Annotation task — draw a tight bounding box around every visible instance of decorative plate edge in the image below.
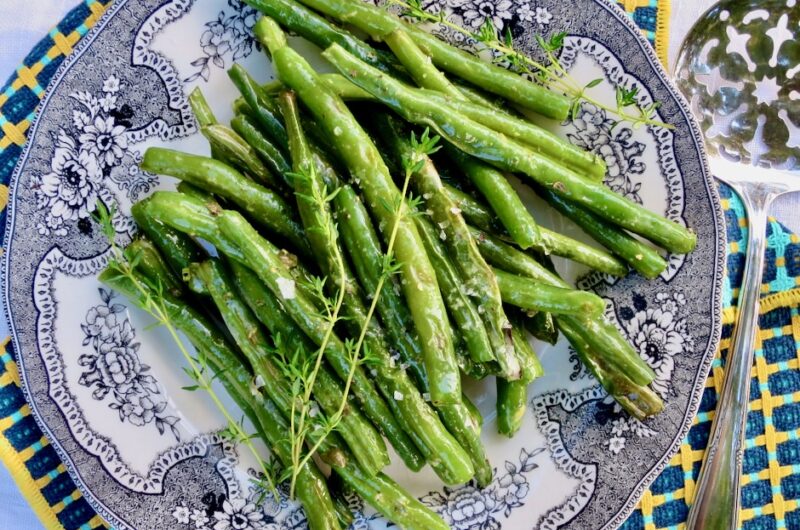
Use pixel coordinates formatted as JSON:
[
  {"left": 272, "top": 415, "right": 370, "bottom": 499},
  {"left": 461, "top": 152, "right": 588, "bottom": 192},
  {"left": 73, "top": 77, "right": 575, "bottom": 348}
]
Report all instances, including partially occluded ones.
[
  {"left": 2, "top": 1, "right": 159, "bottom": 528},
  {"left": 590, "top": 1, "right": 726, "bottom": 529}
]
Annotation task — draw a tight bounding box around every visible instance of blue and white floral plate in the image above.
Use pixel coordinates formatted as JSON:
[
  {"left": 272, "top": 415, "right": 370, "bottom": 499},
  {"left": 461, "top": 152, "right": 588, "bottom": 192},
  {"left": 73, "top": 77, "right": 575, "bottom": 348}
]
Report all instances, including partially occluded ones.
[{"left": 1, "top": 0, "right": 725, "bottom": 528}]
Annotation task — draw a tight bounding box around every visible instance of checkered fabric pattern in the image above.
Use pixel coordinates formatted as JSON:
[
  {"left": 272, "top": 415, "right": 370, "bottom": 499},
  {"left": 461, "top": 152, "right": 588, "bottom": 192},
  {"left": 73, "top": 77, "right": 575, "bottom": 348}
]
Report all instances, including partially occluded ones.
[
  {"left": 616, "top": 0, "right": 669, "bottom": 63},
  {"left": 3, "top": 1, "right": 798, "bottom": 530}
]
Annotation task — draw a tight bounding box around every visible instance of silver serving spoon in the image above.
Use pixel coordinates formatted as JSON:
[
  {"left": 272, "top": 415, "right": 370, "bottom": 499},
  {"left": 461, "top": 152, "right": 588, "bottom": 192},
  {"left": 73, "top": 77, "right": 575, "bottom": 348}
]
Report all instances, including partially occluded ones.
[{"left": 674, "top": 1, "right": 799, "bottom": 528}]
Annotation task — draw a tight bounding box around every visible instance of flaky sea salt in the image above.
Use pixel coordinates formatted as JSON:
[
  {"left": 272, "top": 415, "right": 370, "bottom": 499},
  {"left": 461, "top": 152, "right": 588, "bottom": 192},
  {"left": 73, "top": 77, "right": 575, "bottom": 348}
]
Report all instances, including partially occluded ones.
[{"left": 276, "top": 277, "right": 296, "bottom": 299}]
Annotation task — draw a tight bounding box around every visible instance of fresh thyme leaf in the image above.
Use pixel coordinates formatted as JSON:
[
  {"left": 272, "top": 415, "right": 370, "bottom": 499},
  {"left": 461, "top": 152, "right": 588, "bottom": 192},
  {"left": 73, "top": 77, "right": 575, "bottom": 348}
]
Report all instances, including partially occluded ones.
[
  {"left": 548, "top": 31, "right": 566, "bottom": 51},
  {"left": 504, "top": 27, "right": 514, "bottom": 47},
  {"left": 476, "top": 18, "right": 497, "bottom": 43},
  {"left": 617, "top": 86, "right": 639, "bottom": 107},
  {"left": 586, "top": 78, "right": 603, "bottom": 89}
]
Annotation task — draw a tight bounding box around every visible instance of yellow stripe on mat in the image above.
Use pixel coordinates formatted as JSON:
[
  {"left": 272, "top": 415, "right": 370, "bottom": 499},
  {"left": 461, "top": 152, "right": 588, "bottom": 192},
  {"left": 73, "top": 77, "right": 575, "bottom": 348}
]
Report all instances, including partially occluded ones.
[
  {"left": 0, "top": 338, "right": 64, "bottom": 530},
  {"left": 655, "top": 0, "right": 670, "bottom": 64}
]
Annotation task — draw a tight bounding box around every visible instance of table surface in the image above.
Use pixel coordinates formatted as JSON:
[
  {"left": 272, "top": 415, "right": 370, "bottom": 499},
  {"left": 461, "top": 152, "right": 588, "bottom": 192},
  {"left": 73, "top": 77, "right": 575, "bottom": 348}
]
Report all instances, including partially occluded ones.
[{"left": 0, "top": 1, "right": 797, "bottom": 528}]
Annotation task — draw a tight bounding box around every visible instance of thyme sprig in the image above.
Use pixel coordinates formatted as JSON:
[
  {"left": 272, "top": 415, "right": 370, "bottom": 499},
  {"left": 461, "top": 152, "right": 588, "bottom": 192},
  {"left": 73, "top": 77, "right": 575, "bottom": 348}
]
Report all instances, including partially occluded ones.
[
  {"left": 276, "top": 128, "right": 440, "bottom": 498},
  {"left": 281, "top": 163, "right": 348, "bottom": 498},
  {"left": 93, "top": 201, "right": 279, "bottom": 499},
  {"left": 390, "top": 0, "right": 672, "bottom": 129}
]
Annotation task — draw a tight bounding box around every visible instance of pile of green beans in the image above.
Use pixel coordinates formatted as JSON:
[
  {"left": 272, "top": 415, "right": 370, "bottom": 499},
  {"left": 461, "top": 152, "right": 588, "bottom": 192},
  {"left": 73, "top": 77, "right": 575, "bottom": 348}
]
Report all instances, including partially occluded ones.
[{"left": 101, "top": 4, "right": 696, "bottom": 528}]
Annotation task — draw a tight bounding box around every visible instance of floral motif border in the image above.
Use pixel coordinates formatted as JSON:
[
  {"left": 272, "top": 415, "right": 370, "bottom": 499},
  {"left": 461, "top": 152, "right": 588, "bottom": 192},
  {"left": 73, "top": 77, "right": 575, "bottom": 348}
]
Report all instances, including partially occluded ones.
[
  {"left": 33, "top": 247, "right": 235, "bottom": 493},
  {"left": 129, "top": 0, "right": 196, "bottom": 143}
]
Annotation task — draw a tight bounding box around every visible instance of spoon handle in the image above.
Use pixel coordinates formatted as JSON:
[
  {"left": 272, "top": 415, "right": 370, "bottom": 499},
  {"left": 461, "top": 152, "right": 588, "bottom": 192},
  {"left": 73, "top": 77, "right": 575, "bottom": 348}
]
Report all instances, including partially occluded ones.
[{"left": 687, "top": 186, "right": 774, "bottom": 530}]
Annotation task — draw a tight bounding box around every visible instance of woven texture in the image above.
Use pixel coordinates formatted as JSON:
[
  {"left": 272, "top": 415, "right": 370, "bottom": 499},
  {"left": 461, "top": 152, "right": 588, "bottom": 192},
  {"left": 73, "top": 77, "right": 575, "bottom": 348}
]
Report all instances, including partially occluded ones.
[{"left": 3, "top": 1, "right": 797, "bottom": 530}]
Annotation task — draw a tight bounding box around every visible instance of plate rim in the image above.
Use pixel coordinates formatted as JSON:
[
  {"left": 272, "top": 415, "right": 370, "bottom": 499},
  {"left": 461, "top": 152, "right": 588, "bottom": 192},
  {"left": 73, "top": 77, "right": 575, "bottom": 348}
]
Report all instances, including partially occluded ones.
[
  {"left": 0, "top": 0, "right": 727, "bottom": 528},
  {"left": 581, "top": 3, "right": 725, "bottom": 529}
]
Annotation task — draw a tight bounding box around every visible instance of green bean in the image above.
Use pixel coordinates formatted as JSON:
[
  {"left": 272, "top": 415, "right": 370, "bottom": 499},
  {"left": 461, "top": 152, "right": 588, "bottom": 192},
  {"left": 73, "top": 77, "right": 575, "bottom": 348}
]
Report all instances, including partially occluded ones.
[
  {"left": 172, "top": 183, "right": 231, "bottom": 295},
  {"left": 278, "top": 90, "right": 345, "bottom": 291},
  {"left": 230, "top": 113, "right": 293, "bottom": 185},
  {"left": 449, "top": 185, "right": 627, "bottom": 275},
  {"left": 446, "top": 102, "right": 606, "bottom": 179},
  {"left": 323, "top": 45, "right": 697, "bottom": 254},
  {"left": 139, "top": 191, "right": 246, "bottom": 262},
  {"left": 415, "top": 216, "right": 493, "bottom": 363},
  {"left": 375, "top": 113, "right": 519, "bottom": 377},
  {"left": 539, "top": 229, "right": 629, "bottom": 277},
  {"left": 557, "top": 317, "right": 663, "bottom": 420},
  {"left": 536, "top": 186, "right": 668, "bottom": 279},
  {"left": 257, "top": 18, "right": 461, "bottom": 406},
  {"left": 477, "top": 227, "right": 559, "bottom": 285},
  {"left": 451, "top": 80, "right": 510, "bottom": 112},
  {"left": 197, "top": 259, "right": 389, "bottom": 476},
  {"left": 462, "top": 393, "right": 483, "bottom": 428},
  {"left": 187, "top": 87, "right": 223, "bottom": 173},
  {"left": 319, "top": 73, "right": 374, "bottom": 100},
  {"left": 228, "top": 64, "right": 289, "bottom": 149},
  {"left": 187, "top": 87, "right": 218, "bottom": 127},
  {"left": 496, "top": 378, "right": 527, "bottom": 437},
  {"left": 294, "top": 0, "right": 570, "bottom": 119},
  {"left": 444, "top": 145, "right": 540, "bottom": 250},
  {"left": 232, "top": 96, "right": 252, "bottom": 118},
  {"left": 244, "top": 0, "right": 401, "bottom": 74},
  {"left": 123, "top": 238, "right": 183, "bottom": 298},
  {"left": 202, "top": 124, "right": 280, "bottom": 188},
  {"left": 98, "top": 268, "right": 342, "bottom": 530},
  {"left": 334, "top": 188, "right": 492, "bottom": 487},
  {"left": 176, "top": 181, "right": 216, "bottom": 203},
  {"left": 442, "top": 184, "right": 503, "bottom": 234},
  {"left": 470, "top": 226, "right": 563, "bottom": 285},
  {"left": 279, "top": 91, "right": 473, "bottom": 480},
  {"left": 131, "top": 197, "right": 207, "bottom": 279},
  {"left": 141, "top": 147, "right": 310, "bottom": 255},
  {"left": 334, "top": 466, "right": 449, "bottom": 530},
  {"left": 494, "top": 268, "right": 605, "bottom": 317},
  {"left": 565, "top": 316, "right": 656, "bottom": 386},
  {"left": 383, "top": 28, "right": 464, "bottom": 99},
  {"left": 318, "top": 73, "right": 604, "bottom": 178},
  {"left": 510, "top": 317, "right": 543, "bottom": 384}
]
